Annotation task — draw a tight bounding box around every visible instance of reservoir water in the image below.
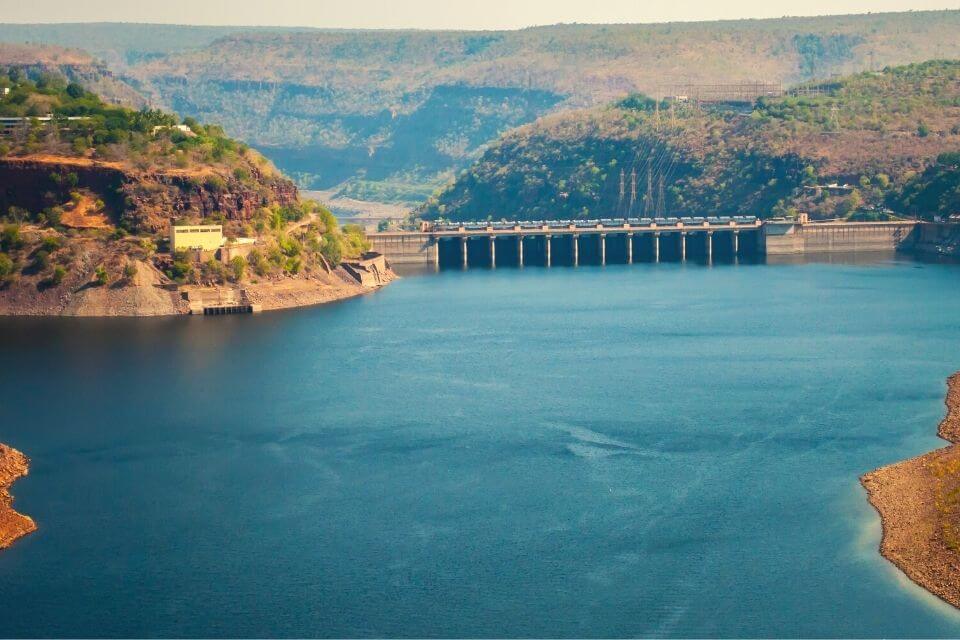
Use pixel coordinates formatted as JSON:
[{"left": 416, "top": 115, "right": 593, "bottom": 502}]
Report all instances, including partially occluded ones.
[{"left": 3, "top": 256, "right": 960, "bottom": 637}]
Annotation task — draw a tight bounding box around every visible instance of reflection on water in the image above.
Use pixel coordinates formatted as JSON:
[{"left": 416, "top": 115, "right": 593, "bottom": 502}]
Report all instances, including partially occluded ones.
[
  {"left": 395, "top": 248, "right": 931, "bottom": 273},
  {"left": 2, "top": 256, "right": 960, "bottom": 637}
]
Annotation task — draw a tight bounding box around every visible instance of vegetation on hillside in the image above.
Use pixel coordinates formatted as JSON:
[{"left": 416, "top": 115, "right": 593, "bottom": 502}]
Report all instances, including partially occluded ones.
[
  {"left": 0, "top": 68, "right": 278, "bottom": 176},
  {"left": 164, "top": 201, "right": 370, "bottom": 286},
  {"left": 893, "top": 152, "right": 960, "bottom": 218},
  {"left": 421, "top": 60, "right": 960, "bottom": 222}
]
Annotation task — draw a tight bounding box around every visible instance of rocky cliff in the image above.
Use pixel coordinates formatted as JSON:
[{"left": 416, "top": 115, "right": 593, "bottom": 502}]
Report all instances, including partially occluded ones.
[{"left": 0, "top": 156, "right": 299, "bottom": 233}]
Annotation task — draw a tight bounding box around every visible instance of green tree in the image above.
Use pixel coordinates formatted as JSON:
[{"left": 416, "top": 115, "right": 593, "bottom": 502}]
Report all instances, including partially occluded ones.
[
  {"left": 230, "top": 255, "right": 246, "bottom": 281},
  {"left": 94, "top": 265, "right": 108, "bottom": 286},
  {"left": 836, "top": 189, "right": 864, "bottom": 217},
  {"left": 321, "top": 232, "right": 342, "bottom": 265}
]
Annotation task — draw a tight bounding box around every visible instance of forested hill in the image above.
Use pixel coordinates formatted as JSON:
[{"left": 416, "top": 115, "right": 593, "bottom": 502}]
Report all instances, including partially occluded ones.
[
  {"left": 3, "top": 12, "right": 960, "bottom": 204},
  {"left": 420, "top": 60, "right": 960, "bottom": 222}
]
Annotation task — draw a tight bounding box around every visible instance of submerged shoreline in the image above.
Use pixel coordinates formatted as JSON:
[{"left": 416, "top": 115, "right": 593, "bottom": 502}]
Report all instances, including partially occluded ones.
[
  {"left": 862, "top": 372, "right": 960, "bottom": 609},
  {"left": 0, "top": 444, "right": 36, "bottom": 551}
]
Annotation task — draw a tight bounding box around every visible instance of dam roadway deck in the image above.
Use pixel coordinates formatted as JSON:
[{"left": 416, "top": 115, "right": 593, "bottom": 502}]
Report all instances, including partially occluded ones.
[{"left": 370, "top": 218, "right": 918, "bottom": 268}]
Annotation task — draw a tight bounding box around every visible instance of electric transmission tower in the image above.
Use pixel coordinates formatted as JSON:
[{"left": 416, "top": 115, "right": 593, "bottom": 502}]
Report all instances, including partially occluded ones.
[{"left": 657, "top": 175, "right": 666, "bottom": 217}]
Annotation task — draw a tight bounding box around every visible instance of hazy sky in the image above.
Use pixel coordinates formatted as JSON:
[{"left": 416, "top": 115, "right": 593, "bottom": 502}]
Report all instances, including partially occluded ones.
[{"left": 1, "top": 0, "right": 958, "bottom": 29}]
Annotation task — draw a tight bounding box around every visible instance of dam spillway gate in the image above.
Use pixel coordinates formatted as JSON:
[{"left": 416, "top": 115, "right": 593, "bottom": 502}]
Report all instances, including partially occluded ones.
[{"left": 372, "top": 217, "right": 764, "bottom": 269}]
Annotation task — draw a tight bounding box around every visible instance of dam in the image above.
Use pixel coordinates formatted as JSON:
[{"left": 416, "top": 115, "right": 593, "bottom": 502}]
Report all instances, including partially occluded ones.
[{"left": 369, "top": 217, "right": 919, "bottom": 268}]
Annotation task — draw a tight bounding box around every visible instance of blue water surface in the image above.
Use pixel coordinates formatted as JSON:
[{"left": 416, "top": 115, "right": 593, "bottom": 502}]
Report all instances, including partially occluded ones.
[{"left": 2, "top": 256, "right": 960, "bottom": 637}]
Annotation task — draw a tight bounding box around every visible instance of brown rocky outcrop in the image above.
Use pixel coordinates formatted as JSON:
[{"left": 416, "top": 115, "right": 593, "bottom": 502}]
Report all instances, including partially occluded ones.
[
  {"left": 0, "top": 155, "right": 299, "bottom": 233},
  {"left": 0, "top": 444, "right": 36, "bottom": 551},
  {"left": 119, "top": 164, "right": 299, "bottom": 232},
  {"left": 862, "top": 372, "right": 960, "bottom": 609}
]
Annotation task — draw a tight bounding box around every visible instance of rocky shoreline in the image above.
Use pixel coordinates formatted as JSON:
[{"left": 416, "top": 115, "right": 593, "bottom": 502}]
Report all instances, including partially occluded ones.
[
  {"left": 0, "top": 444, "right": 36, "bottom": 551},
  {"left": 861, "top": 372, "right": 960, "bottom": 609},
  {"left": 0, "top": 261, "right": 395, "bottom": 317}
]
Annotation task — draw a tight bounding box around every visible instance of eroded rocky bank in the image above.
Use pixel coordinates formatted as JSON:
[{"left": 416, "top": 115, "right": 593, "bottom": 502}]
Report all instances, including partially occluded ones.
[
  {"left": 862, "top": 372, "right": 960, "bottom": 608},
  {"left": 0, "top": 444, "right": 36, "bottom": 551}
]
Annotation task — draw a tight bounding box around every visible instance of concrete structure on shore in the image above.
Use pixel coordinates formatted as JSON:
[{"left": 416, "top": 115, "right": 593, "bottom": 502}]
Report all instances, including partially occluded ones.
[
  {"left": 763, "top": 220, "right": 916, "bottom": 255},
  {"left": 170, "top": 224, "right": 224, "bottom": 252},
  {"left": 369, "top": 217, "right": 920, "bottom": 268},
  {"left": 342, "top": 252, "right": 391, "bottom": 287}
]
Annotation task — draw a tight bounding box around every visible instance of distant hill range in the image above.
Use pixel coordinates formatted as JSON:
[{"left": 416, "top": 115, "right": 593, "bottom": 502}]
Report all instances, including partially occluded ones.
[
  {"left": 0, "top": 43, "right": 145, "bottom": 108},
  {"left": 2, "top": 11, "right": 960, "bottom": 205}
]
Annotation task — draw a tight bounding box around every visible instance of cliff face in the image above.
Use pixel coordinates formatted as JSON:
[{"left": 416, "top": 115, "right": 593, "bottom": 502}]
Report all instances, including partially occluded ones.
[
  {"left": 119, "top": 165, "right": 299, "bottom": 232},
  {"left": 0, "top": 156, "right": 299, "bottom": 233}
]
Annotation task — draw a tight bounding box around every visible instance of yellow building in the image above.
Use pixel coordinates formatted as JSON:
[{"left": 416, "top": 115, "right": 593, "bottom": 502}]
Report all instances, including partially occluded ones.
[{"left": 169, "top": 224, "right": 224, "bottom": 252}]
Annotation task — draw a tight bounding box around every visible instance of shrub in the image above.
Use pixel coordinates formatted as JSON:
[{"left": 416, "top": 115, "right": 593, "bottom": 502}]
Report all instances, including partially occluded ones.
[
  {"left": 0, "top": 253, "right": 13, "bottom": 278},
  {"left": 94, "top": 265, "right": 108, "bottom": 286},
  {"left": 204, "top": 175, "right": 227, "bottom": 193},
  {"left": 1, "top": 225, "right": 22, "bottom": 251},
  {"left": 918, "top": 122, "right": 931, "bottom": 137},
  {"left": 50, "top": 265, "right": 66, "bottom": 285},
  {"left": 230, "top": 255, "right": 246, "bottom": 281},
  {"left": 247, "top": 249, "right": 269, "bottom": 276},
  {"left": 42, "top": 236, "right": 62, "bottom": 252},
  {"left": 316, "top": 207, "right": 338, "bottom": 233},
  {"left": 6, "top": 207, "right": 29, "bottom": 224},
  {"left": 123, "top": 262, "right": 138, "bottom": 280},
  {"left": 278, "top": 235, "right": 302, "bottom": 257},
  {"left": 32, "top": 250, "right": 50, "bottom": 270},
  {"left": 202, "top": 259, "right": 227, "bottom": 283},
  {"left": 43, "top": 207, "right": 63, "bottom": 227},
  {"left": 169, "top": 259, "right": 192, "bottom": 282}
]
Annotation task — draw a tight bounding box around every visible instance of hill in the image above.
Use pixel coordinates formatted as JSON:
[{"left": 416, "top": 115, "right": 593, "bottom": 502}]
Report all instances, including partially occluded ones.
[
  {"left": 419, "top": 60, "right": 960, "bottom": 222},
  {"left": 4, "top": 12, "right": 960, "bottom": 205},
  {"left": 0, "top": 68, "right": 297, "bottom": 231},
  {"left": 0, "top": 74, "right": 382, "bottom": 316}
]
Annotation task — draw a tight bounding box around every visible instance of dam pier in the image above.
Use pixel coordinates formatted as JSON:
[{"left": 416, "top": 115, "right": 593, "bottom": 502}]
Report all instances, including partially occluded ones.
[{"left": 371, "top": 217, "right": 919, "bottom": 268}]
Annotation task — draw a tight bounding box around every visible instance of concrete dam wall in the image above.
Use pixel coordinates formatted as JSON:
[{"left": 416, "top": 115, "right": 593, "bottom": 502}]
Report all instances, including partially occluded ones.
[
  {"left": 370, "top": 219, "right": 924, "bottom": 268},
  {"left": 762, "top": 221, "right": 917, "bottom": 255}
]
